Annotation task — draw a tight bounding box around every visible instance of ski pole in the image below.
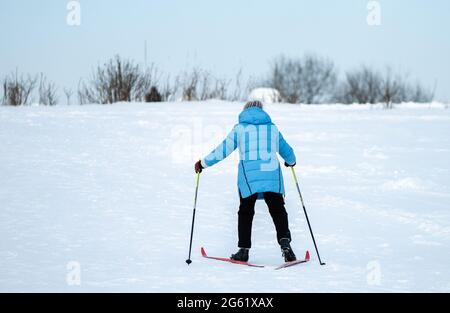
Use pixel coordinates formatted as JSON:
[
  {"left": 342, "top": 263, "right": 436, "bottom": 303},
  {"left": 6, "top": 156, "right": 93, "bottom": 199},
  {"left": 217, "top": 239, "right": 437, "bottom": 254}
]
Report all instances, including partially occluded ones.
[
  {"left": 186, "top": 171, "right": 201, "bottom": 265},
  {"left": 291, "top": 167, "right": 326, "bottom": 266}
]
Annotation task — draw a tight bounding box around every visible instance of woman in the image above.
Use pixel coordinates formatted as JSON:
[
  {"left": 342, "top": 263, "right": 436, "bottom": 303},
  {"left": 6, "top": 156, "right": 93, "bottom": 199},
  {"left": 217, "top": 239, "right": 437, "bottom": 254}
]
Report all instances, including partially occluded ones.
[{"left": 194, "top": 101, "right": 297, "bottom": 262}]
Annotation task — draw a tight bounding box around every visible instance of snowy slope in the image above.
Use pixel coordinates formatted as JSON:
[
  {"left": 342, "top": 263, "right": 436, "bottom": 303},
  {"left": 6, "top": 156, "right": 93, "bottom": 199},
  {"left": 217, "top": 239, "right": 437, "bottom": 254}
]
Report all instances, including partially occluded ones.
[{"left": 0, "top": 101, "right": 449, "bottom": 292}]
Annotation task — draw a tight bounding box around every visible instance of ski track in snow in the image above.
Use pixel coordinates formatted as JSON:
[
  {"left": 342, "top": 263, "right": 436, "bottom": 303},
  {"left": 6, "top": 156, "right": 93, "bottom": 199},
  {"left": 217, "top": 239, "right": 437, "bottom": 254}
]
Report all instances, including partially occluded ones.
[{"left": 0, "top": 101, "right": 450, "bottom": 292}]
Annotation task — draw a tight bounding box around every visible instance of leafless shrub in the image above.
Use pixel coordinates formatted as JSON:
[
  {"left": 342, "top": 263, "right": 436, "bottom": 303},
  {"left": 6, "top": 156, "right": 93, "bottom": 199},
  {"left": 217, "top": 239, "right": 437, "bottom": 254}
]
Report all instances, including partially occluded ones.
[
  {"left": 267, "top": 54, "right": 337, "bottom": 104},
  {"left": 301, "top": 55, "right": 337, "bottom": 103},
  {"left": 200, "top": 73, "right": 230, "bottom": 100},
  {"left": 78, "top": 55, "right": 159, "bottom": 104},
  {"left": 38, "top": 73, "right": 58, "bottom": 106},
  {"left": 337, "top": 66, "right": 434, "bottom": 107},
  {"left": 179, "top": 68, "right": 199, "bottom": 101},
  {"left": 2, "top": 71, "right": 37, "bottom": 106},
  {"left": 404, "top": 81, "right": 434, "bottom": 103},
  {"left": 145, "top": 86, "right": 162, "bottom": 102},
  {"left": 64, "top": 88, "right": 73, "bottom": 105},
  {"left": 337, "top": 66, "right": 383, "bottom": 104},
  {"left": 160, "top": 74, "right": 177, "bottom": 102},
  {"left": 177, "top": 68, "right": 231, "bottom": 101},
  {"left": 137, "top": 66, "right": 160, "bottom": 101},
  {"left": 77, "top": 79, "right": 87, "bottom": 105},
  {"left": 267, "top": 56, "right": 301, "bottom": 103},
  {"left": 381, "top": 67, "right": 417, "bottom": 109},
  {"left": 229, "top": 69, "right": 244, "bottom": 101},
  {"left": 229, "top": 69, "right": 258, "bottom": 102}
]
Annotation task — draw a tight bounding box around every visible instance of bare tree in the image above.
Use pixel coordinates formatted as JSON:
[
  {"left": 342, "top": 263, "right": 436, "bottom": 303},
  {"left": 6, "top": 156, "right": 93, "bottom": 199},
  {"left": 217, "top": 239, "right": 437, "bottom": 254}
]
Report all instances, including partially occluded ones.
[
  {"left": 2, "top": 71, "right": 37, "bottom": 106},
  {"left": 267, "top": 54, "right": 337, "bottom": 104}
]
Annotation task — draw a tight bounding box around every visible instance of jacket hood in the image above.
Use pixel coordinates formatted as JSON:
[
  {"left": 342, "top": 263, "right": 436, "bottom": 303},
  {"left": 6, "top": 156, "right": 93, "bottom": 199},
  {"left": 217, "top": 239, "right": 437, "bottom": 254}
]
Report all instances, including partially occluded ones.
[{"left": 239, "top": 107, "right": 272, "bottom": 125}]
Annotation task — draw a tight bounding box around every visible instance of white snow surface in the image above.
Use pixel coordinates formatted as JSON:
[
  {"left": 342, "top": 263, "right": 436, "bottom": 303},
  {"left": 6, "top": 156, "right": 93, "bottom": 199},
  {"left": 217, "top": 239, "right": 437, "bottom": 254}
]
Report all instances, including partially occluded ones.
[{"left": 1, "top": 101, "right": 450, "bottom": 292}]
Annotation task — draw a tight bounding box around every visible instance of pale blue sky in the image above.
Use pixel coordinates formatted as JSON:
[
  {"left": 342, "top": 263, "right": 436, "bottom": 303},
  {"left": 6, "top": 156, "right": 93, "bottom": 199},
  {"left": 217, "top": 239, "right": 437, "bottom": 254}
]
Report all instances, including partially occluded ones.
[{"left": 1, "top": 0, "right": 449, "bottom": 101}]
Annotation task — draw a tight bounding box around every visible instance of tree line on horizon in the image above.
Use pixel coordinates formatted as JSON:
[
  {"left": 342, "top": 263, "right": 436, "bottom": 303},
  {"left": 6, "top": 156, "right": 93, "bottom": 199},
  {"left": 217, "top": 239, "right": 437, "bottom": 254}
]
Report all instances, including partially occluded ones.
[{"left": 1, "top": 54, "right": 435, "bottom": 108}]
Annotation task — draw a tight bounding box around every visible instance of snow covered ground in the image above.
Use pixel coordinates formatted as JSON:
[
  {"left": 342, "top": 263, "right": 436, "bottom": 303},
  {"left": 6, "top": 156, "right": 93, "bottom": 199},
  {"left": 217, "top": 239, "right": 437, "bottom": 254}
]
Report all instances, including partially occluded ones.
[{"left": 1, "top": 101, "right": 449, "bottom": 292}]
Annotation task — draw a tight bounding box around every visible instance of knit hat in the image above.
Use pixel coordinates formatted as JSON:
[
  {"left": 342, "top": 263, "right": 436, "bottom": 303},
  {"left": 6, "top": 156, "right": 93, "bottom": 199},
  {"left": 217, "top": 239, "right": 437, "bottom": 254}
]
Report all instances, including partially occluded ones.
[{"left": 243, "top": 100, "right": 263, "bottom": 110}]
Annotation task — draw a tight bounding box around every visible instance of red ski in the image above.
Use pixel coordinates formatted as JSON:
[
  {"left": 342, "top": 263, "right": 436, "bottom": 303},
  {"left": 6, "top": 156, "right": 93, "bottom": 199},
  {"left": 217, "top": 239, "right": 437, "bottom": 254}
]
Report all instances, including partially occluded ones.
[
  {"left": 275, "top": 250, "right": 310, "bottom": 270},
  {"left": 200, "top": 247, "right": 265, "bottom": 268}
]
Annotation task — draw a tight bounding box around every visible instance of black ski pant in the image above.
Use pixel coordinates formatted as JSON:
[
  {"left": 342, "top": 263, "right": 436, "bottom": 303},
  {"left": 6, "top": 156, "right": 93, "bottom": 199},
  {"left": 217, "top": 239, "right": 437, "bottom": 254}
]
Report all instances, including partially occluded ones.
[{"left": 238, "top": 192, "right": 292, "bottom": 249}]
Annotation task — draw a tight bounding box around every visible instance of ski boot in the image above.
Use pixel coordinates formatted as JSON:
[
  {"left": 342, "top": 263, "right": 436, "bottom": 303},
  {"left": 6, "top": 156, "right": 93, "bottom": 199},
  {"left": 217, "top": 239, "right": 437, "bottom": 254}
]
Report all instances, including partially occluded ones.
[
  {"left": 230, "top": 248, "right": 249, "bottom": 262},
  {"left": 280, "top": 238, "right": 297, "bottom": 262}
]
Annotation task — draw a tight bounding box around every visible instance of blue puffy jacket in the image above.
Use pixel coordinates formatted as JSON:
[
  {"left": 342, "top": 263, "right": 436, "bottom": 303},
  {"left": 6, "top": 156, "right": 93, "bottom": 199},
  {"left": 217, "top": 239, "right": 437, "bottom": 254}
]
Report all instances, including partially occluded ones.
[{"left": 202, "top": 107, "right": 296, "bottom": 199}]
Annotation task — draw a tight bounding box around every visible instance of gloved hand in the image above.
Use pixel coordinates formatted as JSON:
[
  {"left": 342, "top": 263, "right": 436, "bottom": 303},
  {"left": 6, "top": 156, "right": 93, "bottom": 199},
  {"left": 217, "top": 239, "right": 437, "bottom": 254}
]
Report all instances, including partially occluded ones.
[
  {"left": 284, "top": 162, "right": 296, "bottom": 167},
  {"left": 195, "top": 160, "right": 204, "bottom": 173}
]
